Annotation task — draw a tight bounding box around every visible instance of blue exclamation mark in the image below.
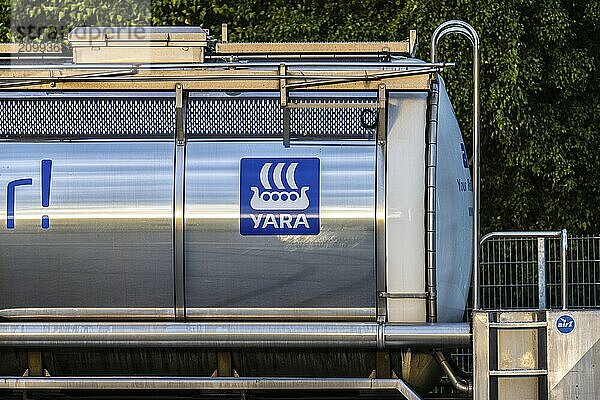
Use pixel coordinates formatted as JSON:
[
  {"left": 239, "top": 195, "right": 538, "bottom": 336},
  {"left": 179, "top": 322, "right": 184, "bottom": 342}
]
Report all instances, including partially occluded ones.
[{"left": 41, "top": 159, "right": 52, "bottom": 229}]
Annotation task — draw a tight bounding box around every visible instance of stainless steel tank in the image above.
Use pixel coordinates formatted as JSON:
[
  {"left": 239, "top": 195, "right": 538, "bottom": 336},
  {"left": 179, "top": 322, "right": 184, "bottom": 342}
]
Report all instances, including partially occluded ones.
[{"left": 0, "top": 25, "right": 474, "bottom": 395}]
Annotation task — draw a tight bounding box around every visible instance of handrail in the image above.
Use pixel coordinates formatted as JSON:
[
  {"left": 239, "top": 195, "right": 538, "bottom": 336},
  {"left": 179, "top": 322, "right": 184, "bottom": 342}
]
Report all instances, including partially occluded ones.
[
  {"left": 479, "top": 229, "right": 568, "bottom": 309},
  {"left": 431, "top": 20, "right": 481, "bottom": 309},
  {"left": 480, "top": 230, "right": 563, "bottom": 242}
]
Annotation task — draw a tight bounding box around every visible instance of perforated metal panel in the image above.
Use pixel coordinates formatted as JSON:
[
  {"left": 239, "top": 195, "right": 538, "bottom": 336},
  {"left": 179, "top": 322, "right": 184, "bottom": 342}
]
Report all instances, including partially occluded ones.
[
  {"left": 187, "top": 96, "right": 282, "bottom": 138},
  {"left": 0, "top": 93, "right": 175, "bottom": 138},
  {"left": 186, "top": 94, "right": 377, "bottom": 139},
  {"left": 0, "top": 92, "right": 377, "bottom": 140}
]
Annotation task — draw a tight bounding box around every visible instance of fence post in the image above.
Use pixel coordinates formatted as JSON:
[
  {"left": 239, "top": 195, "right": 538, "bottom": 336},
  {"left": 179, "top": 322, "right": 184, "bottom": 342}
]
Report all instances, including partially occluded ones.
[
  {"left": 561, "top": 229, "right": 568, "bottom": 310},
  {"left": 537, "top": 238, "right": 547, "bottom": 309}
]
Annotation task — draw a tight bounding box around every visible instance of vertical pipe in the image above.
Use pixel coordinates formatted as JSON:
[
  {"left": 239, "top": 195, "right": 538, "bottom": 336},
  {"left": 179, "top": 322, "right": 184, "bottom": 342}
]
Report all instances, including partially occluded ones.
[
  {"left": 561, "top": 229, "right": 568, "bottom": 310},
  {"left": 425, "top": 79, "right": 440, "bottom": 323},
  {"left": 431, "top": 20, "right": 480, "bottom": 309},
  {"left": 174, "top": 84, "right": 187, "bottom": 321},
  {"left": 472, "top": 36, "right": 480, "bottom": 310}
]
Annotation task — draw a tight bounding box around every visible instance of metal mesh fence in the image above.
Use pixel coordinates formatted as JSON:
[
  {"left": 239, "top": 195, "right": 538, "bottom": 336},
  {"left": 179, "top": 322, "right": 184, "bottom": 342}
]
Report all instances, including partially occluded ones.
[
  {"left": 445, "top": 233, "right": 600, "bottom": 383},
  {"left": 479, "top": 235, "right": 600, "bottom": 310},
  {"left": 560, "top": 236, "right": 600, "bottom": 308}
]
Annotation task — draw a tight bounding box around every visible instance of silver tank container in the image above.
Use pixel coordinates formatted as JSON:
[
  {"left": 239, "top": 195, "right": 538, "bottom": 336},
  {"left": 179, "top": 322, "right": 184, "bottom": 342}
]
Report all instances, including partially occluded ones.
[{"left": 0, "top": 27, "right": 472, "bottom": 393}]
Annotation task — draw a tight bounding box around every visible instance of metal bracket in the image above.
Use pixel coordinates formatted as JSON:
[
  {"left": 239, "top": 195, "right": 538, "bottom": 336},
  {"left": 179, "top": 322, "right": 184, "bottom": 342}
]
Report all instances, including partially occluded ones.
[
  {"left": 409, "top": 30, "right": 418, "bottom": 58},
  {"left": 376, "top": 84, "right": 387, "bottom": 143},
  {"left": 375, "top": 83, "right": 388, "bottom": 323},
  {"left": 279, "top": 63, "right": 291, "bottom": 147},
  {"left": 379, "top": 292, "right": 428, "bottom": 299},
  {"left": 175, "top": 83, "right": 186, "bottom": 146}
]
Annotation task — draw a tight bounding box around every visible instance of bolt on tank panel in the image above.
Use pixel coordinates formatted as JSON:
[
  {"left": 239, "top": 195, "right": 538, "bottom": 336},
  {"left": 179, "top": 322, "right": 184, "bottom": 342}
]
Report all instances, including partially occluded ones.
[
  {"left": 0, "top": 141, "right": 174, "bottom": 308},
  {"left": 184, "top": 141, "right": 376, "bottom": 309}
]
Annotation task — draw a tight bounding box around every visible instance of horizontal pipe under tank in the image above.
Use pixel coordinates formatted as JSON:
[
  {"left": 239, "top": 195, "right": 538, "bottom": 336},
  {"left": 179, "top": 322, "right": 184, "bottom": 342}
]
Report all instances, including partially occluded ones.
[
  {"left": 0, "top": 308, "right": 376, "bottom": 322},
  {"left": 0, "top": 322, "right": 470, "bottom": 348},
  {"left": 0, "top": 377, "right": 419, "bottom": 397}
]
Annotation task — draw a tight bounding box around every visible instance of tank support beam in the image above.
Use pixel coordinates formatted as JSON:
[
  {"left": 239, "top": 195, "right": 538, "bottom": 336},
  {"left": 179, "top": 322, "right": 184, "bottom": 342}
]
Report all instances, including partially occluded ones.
[{"left": 26, "top": 351, "right": 43, "bottom": 377}]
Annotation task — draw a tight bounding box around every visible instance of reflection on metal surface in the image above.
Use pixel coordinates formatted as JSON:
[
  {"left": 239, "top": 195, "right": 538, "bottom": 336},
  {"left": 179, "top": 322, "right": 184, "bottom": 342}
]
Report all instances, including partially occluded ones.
[
  {"left": 185, "top": 141, "right": 376, "bottom": 309},
  {"left": 0, "top": 307, "right": 375, "bottom": 321},
  {"left": 0, "top": 308, "right": 174, "bottom": 321},
  {"left": 0, "top": 141, "right": 174, "bottom": 309},
  {"left": 0, "top": 322, "right": 470, "bottom": 348},
  {"left": 186, "top": 307, "right": 375, "bottom": 321}
]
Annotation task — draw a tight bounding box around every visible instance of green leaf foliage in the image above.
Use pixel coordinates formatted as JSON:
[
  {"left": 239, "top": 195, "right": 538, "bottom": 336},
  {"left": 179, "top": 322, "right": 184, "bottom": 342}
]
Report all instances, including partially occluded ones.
[{"left": 0, "top": 0, "right": 597, "bottom": 233}]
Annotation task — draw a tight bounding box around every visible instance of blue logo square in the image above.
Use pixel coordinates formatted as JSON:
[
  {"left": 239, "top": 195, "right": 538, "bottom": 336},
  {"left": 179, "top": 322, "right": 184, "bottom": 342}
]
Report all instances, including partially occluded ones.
[{"left": 240, "top": 158, "right": 320, "bottom": 235}]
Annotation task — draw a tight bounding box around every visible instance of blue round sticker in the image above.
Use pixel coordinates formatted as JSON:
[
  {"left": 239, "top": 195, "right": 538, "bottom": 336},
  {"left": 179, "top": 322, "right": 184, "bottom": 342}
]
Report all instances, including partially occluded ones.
[{"left": 557, "top": 315, "right": 575, "bottom": 334}]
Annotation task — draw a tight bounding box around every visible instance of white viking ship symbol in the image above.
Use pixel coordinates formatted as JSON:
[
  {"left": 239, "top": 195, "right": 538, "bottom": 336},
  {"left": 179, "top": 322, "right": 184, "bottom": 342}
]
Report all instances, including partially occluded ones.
[{"left": 250, "top": 162, "right": 310, "bottom": 211}]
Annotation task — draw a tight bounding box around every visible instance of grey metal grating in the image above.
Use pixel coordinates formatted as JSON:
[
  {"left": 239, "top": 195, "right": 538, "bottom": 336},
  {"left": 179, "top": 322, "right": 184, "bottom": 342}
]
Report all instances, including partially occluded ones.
[
  {"left": 550, "top": 236, "right": 600, "bottom": 308},
  {"left": 0, "top": 93, "right": 377, "bottom": 140},
  {"left": 186, "top": 96, "right": 377, "bottom": 139},
  {"left": 290, "top": 98, "right": 377, "bottom": 139},
  {"left": 0, "top": 94, "right": 175, "bottom": 138},
  {"left": 187, "top": 97, "right": 283, "bottom": 137},
  {"left": 479, "top": 237, "right": 542, "bottom": 309}
]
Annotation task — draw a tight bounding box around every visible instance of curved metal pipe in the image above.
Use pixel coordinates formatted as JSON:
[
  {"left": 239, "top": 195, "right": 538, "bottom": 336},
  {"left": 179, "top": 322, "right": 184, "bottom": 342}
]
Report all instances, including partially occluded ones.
[
  {"left": 0, "top": 322, "right": 470, "bottom": 348},
  {"left": 431, "top": 20, "right": 481, "bottom": 309},
  {"left": 434, "top": 351, "right": 472, "bottom": 395}
]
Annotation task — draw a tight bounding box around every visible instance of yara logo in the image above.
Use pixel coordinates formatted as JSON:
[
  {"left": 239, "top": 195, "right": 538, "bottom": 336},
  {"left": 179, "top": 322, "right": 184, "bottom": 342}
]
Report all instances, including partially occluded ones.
[
  {"left": 240, "top": 157, "right": 320, "bottom": 236},
  {"left": 250, "top": 162, "right": 310, "bottom": 211}
]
